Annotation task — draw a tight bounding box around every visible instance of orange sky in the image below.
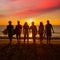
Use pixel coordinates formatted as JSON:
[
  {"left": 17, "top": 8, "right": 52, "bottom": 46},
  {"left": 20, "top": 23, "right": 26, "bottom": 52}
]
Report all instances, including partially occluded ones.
[{"left": 0, "top": 9, "right": 60, "bottom": 25}]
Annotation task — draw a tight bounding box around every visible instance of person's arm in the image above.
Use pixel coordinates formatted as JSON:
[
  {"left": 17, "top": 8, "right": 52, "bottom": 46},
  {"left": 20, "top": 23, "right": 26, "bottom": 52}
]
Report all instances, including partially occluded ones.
[
  {"left": 43, "top": 26, "right": 45, "bottom": 38},
  {"left": 21, "top": 25, "right": 22, "bottom": 32},
  {"left": 51, "top": 25, "right": 54, "bottom": 33},
  {"left": 45, "top": 25, "right": 47, "bottom": 34},
  {"left": 6, "top": 26, "right": 8, "bottom": 32},
  {"left": 23, "top": 26, "right": 24, "bottom": 29},
  {"left": 36, "top": 26, "right": 37, "bottom": 32},
  {"left": 38, "top": 26, "right": 40, "bottom": 34},
  {"left": 12, "top": 25, "right": 14, "bottom": 30},
  {"left": 28, "top": 26, "right": 29, "bottom": 30}
]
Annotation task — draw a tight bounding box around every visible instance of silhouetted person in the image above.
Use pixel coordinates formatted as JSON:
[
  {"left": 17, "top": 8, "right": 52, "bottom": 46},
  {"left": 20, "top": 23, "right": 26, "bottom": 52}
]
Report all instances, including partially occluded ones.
[
  {"left": 38, "top": 22, "right": 44, "bottom": 44},
  {"left": 23, "top": 22, "right": 29, "bottom": 44},
  {"left": 30, "top": 22, "right": 37, "bottom": 44},
  {"left": 7, "top": 21, "right": 14, "bottom": 44},
  {"left": 15, "top": 21, "right": 22, "bottom": 44},
  {"left": 45, "top": 20, "right": 54, "bottom": 44}
]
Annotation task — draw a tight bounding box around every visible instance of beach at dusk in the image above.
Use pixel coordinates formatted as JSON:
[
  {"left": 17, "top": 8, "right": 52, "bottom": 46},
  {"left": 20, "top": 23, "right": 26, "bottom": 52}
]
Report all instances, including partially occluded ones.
[
  {"left": 0, "top": 0, "right": 60, "bottom": 60},
  {"left": 0, "top": 39, "right": 60, "bottom": 60}
]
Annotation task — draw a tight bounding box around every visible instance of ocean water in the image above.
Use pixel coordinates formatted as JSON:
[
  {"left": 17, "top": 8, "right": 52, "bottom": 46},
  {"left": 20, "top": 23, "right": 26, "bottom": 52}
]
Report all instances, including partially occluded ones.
[{"left": 0, "top": 25, "right": 60, "bottom": 37}]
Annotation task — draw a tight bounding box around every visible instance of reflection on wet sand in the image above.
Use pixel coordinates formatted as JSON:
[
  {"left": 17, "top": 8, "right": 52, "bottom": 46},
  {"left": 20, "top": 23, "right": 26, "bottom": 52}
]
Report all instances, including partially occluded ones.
[{"left": 0, "top": 42, "right": 60, "bottom": 60}]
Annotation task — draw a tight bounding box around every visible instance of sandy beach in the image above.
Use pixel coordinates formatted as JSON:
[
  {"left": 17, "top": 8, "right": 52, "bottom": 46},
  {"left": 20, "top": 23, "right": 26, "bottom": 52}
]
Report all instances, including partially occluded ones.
[
  {"left": 0, "top": 39, "right": 60, "bottom": 60},
  {"left": 0, "top": 0, "right": 60, "bottom": 60}
]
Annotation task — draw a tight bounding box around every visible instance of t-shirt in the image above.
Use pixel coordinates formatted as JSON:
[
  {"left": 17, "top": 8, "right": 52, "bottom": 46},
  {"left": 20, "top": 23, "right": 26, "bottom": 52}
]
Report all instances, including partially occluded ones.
[
  {"left": 30, "top": 25, "right": 37, "bottom": 35},
  {"left": 7, "top": 25, "right": 13, "bottom": 33},
  {"left": 23, "top": 25, "right": 29, "bottom": 33},
  {"left": 7, "top": 25, "right": 14, "bottom": 36},
  {"left": 15, "top": 25, "right": 22, "bottom": 34},
  {"left": 45, "top": 24, "right": 52, "bottom": 36},
  {"left": 39, "top": 25, "right": 44, "bottom": 35}
]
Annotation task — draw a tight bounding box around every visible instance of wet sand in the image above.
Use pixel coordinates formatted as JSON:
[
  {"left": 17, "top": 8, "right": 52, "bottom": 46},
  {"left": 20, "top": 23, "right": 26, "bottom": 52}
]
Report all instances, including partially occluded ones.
[{"left": 0, "top": 39, "right": 60, "bottom": 60}]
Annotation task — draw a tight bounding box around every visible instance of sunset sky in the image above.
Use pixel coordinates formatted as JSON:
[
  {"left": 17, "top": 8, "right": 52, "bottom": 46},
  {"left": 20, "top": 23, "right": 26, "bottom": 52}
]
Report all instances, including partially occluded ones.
[{"left": 0, "top": 0, "right": 60, "bottom": 25}]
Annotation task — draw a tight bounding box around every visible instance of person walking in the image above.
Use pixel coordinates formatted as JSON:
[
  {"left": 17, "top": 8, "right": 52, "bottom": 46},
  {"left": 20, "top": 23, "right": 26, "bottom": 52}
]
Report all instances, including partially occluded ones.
[
  {"left": 30, "top": 22, "right": 37, "bottom": 44},
  {"left": 7, "top": 21, "right": 14, "bottom": 44},
  {"left": 23, "top": 22, "right": 29, "bottom": 44},
  {"left": 15, "top": 21, "right": 22, "bottom": 44},
  {"left": 45, "top": 20, "right": 54, "bottom": 44},
  {"left": 38, "top": 22, "right": 44, "bottom": 44}
]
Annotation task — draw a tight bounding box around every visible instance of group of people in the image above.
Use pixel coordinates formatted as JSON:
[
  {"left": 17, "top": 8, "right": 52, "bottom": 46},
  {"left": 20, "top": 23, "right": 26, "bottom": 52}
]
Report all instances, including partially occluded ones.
[{"left": 7, "top": 20, "right": 54, "bottom": 44}]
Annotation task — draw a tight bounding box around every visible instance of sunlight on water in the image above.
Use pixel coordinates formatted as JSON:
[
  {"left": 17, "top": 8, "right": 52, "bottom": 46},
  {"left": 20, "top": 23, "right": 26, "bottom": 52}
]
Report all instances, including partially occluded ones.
[
  {"left": 29, "top": 33, "right": 32, "bottom": 37},
  {"left": 0, "top": 25, "right": 60, "bottom": 38}
]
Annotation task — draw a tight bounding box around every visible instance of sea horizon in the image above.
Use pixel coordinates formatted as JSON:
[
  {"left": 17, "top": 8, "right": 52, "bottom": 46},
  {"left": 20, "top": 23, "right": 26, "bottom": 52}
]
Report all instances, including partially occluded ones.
[{"left": 0, "top": 25, "right": 60, "bottom": 39}]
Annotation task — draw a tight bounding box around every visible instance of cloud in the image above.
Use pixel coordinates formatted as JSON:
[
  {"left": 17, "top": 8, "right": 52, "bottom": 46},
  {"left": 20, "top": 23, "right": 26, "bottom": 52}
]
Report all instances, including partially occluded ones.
[
  {"left": 0, "top": 0, "right": 60, "bottom": 17},
  {"left": 11, "top": 4, "right": 60, "bottom": 17}
]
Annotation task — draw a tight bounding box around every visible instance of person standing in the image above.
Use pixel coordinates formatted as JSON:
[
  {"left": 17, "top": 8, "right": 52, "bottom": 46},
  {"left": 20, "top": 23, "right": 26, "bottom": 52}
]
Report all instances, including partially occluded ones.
[
  {"left": 45, "top": 20, "right": 54, "bottom": 44},
  {"left": 7, "top": 21, "right": 14, "bottom": 44},
  {"left": 15, "top": 21, "right": 22, "bottom": 44},
  {"left": 38, "top": 22, "right": 44, "bottom": 44},
  {"left": 23, "top": 22, "right": 29, "bottom": 44},
  {"left": 30, "top": 22, "right": 37, "bottom": 44}
]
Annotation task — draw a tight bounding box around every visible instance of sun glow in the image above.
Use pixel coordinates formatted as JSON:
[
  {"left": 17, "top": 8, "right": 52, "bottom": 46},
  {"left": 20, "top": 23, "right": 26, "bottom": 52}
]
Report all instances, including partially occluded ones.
[
  {"left": 26, "top": 18, "right": 34, "bottom": 26},
  {"left": 29, "top": 33, "right": 32, "bottom": 37},
  {"left": 29, "top": 18, "right": 33, "bottom": 23}
]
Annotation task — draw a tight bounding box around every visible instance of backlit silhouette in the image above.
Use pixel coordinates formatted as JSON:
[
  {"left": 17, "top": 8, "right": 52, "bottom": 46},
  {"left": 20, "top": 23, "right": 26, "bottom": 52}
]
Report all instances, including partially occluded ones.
[
  {"left": 45, "top": 20, "right": 54, "bottom": 44},
  {"left": 7, "top": 21, "right": 14, "bottom": 44},
  {"left": 15, "top": 21, "right": 22, "bottom": 44},
  {"left": 23, "top": 22, "right": 29, "bottom": 44},
  {"left": 38, "top": 22, "right": 44, "bottom": 44},
  {"left": 30, "top": 22, "right": 37, "bottom": 44}
]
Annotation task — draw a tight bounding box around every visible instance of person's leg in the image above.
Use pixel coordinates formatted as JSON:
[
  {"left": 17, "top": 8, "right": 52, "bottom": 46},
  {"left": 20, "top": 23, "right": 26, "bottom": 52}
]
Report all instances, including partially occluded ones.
[
  {"left": 32, "top": 34, "right": 34, "bottom": 44},
  {"left": 19, "top": 34, "right": 21, "bottom": 43},
  {"left": 16, "top": 34, "right": 18, "bottom": 40},
  {"left": 42, "top": 34, "right": 44, "bottom": 44},
  {"left": 39, "top": 35, "right": 41, "bottom": 44},
  {"left": 40, "top": 35, "right": 43, "bottom": 44},
  {"left": 16, "top": 34, "right": 19, "bottom": 43},
  {"left": 47, "top": 36, "right": 49, "bottom": 44},
  {"left": 9, "top": 37, "right": 12, "bottom": 44},
  {"left": 24, "top": 33, "right": 26, "bottom": 44},
  {"left": 49, "top": 36, "right": 51, "bottom": 44},
  {"left": 33, "top": 34, "right": 35, "bottom": 44},
  {"left": 27, "top": 33, "right": 29, "bottom": 44},
  {"left": 8, "top": 34, "right": 12, "bottom": 44},
  {"left": 19, "top": 34, "right": 20, "bottom": 39}
]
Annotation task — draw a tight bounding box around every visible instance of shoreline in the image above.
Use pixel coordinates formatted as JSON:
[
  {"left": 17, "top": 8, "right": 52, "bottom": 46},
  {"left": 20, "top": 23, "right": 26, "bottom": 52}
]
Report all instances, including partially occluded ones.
[
  {"left": 0, "top": 37, "right": 60, "bottom": 45},
  {"left": 0, "top": 36, "right": 60, "bottom": 40}
]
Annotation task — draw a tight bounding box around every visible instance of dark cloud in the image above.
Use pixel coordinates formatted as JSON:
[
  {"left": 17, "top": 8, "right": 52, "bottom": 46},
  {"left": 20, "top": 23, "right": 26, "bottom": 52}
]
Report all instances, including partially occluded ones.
[{"left": 35, "top": 5, "right": 60, "bottom": 13}]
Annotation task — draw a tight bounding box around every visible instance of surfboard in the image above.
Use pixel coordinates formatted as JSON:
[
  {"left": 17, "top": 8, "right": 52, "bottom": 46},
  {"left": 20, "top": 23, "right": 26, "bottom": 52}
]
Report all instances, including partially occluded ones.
[{"left": 3, "top": 29, "right": 8, "bottom": 35}]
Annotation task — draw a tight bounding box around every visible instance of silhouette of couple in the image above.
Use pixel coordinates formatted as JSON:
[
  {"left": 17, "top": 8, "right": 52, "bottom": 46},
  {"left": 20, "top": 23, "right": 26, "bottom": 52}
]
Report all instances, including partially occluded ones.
[
  {"left": 38, "top": 21, "right": 54, "bottom": 44},
  {"left": 7, "top": 20, "right": 54, "bottom": 44}
]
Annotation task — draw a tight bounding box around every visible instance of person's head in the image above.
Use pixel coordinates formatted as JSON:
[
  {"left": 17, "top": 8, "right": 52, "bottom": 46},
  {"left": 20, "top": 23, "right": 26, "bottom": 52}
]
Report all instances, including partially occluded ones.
[
  {"left": 32, "top": 22, "right": 34, "bottom": 25},
  {"left": 8, "top": 21, "right": 12, "bottom": 25},
  {"left": 47, "top": 20, "right": 49, "bottom": 24},
  {"left": 17, "top": 21, "right": 20, "bottom": 25},
  {"left": 24, "top": 22, "right": 28, "bottom": 25},
  {"left": 40, "top": 22, "right": 43, "bottom": 26}
]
